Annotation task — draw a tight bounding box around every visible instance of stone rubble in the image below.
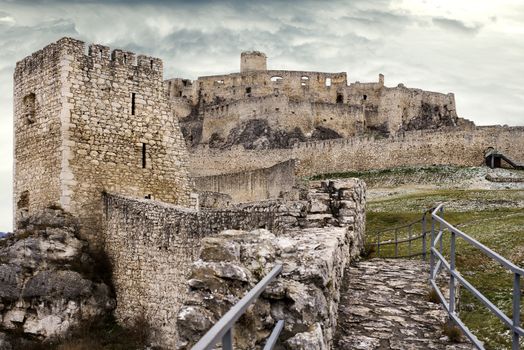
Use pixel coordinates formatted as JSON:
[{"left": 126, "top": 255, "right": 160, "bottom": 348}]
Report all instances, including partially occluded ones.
[{"left": 176, "top": 225, "right": 364, "bottom": 350}]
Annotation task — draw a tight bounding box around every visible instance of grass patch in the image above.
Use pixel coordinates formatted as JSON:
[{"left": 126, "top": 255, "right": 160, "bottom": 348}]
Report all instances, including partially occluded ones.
[{"left": 365, "top": 188, "right": 524, "bottom": 349}]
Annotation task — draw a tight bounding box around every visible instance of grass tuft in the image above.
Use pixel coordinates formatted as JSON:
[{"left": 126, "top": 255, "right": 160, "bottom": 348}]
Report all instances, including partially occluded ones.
[
  {"left": 427, "top": 288, "right": 440, "bottom": 304},
  {"left": 442, "top": 322, "right": 463, "bottom": 343}
]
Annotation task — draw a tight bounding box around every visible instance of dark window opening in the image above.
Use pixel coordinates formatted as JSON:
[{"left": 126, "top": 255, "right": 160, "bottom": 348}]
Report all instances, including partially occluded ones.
[
  {"left": 142, "top": 143, "right": 147, "bottom": 168},
  {"left": 363, "top": 94, "right": 367, "bottom": 100},
  {"left": 275, "top": 108, "right": 280, "bottom": 112},
  {"left": 150, "top": 60, "right": 154, "bottom": 69},
  {"left": 131, "top": 93, "right": 136, "bottom": 115},
  {"left": 17, "top": 190, "right": 29, "bottom": 209},
  {"left": 145, "top": 194, "right": 151, "bottom": 199},
  {"left": 123, "top": 55, "right": 127, "bottom": 64},
  {"left": 178, "top": 91, "right": 182, "bottom": 97},
  {"left": 245, "top": 87, "right": 251, "bottom": 94},
  {"left": 336, "top": 94, "right": 343, "bottom": 103},
  {"left": 23, "top": 93, "right": 36, "bottom": 124},
  {"left": 98, "top": 50, "right": 103, "bottom": 59}
]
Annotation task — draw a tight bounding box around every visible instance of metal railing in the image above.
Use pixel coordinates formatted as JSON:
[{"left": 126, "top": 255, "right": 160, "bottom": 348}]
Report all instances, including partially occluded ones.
[
  {"left": 373, "top": 209, "right": 432, "bottom": 259},
  {"left": 430, "top": 204, "right": 524, "bottom": 350},
  {"left": 192, "top": 265, "right": 284, "bottom": 350}
]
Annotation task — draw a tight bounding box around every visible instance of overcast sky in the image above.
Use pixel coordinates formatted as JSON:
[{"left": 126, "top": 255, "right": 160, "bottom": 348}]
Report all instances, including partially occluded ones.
[{"left": 0, "top": 0, "right": 523, "bottom": 231}]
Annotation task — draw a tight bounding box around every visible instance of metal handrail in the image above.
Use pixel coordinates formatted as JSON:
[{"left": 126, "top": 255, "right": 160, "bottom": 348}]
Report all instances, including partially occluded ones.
[
  {"left": 430, "top": 204, "right": 523, "bottom": 350},
  {"left": 372, "top": 209, "right": 433, "bottom": 259},
  {"left": 192, "top": 264, "right": 284, "bottom": 350}
]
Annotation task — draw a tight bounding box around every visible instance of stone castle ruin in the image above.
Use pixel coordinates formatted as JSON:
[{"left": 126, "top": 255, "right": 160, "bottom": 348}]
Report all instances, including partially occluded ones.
[
  {"left": 7, "top": 37, "right": 524, "bottom": 348},
  {"left": 169, "top": 50, "right": 473, "bottom": 150}
]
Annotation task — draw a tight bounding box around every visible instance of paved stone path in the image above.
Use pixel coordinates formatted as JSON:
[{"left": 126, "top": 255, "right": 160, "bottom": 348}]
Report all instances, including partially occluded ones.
[{"left": 335, "top": 259, "right": 474, "bottom": 350}]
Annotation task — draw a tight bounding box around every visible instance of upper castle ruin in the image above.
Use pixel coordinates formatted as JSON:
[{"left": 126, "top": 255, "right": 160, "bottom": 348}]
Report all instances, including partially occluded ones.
[{"left": 168, "top": 50, "right": 473, "bottom": 149}]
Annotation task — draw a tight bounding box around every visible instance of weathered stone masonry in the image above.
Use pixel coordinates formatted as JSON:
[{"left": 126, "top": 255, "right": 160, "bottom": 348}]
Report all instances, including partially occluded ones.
[
  {"left": 176, "top": 179, "right": 366, "bottom": 350},
  {"left": 193, "top": 159, "right": 296, "bottom": 204},
  {"left": 104, "top": 179, "right": 366, "bottom": 348},
  {"left": 14, "top": 37, "right": 192, "bottom": 245},
  {"left": 189, "top": 126, "right": 524, "bottom": 177}
]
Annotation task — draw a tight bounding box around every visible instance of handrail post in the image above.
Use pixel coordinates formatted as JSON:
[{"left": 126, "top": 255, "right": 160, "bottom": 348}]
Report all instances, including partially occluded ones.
[
  {"left": 223, "top": 329, "right": 233, "bottom": 350},
  {"left": 430, "top": 212, "right": 435, "bottom": 280},
  {"left": 408, "top": 224, "right": 412, "bottom": 257},
  {"left": 449, "top": 229, "right": 457, "bottom": 320},
  {"left": 394, "top": 229, "right": 398, "bottom": 258},
  {"left": 439, "top": 206, "right": 444, "bottom": 254},
  {"left": 513, "top": 273, "right": 521, "bottom": 350},
  {"left": 377, "top": 232, "right": 381, "bottom": 258},
  {"left": 422, "top": 213, "right": 427, "bottom": 261}
]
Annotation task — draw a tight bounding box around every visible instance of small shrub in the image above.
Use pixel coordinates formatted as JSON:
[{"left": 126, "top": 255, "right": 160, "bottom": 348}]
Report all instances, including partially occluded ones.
[
  {"left": 427, "top": 288, "right": 440, "bottom": 304},
  {"left": 361, "top": 242, "right": 377, "bottom": 259},
  {"left": 442, "top": 322, "right": 463, "bottom": 343}
]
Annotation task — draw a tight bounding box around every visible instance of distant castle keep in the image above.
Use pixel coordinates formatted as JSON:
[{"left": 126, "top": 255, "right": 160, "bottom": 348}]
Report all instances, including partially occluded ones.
[{"left": 168, "top": 51, "right": 473, "bottom": 149}]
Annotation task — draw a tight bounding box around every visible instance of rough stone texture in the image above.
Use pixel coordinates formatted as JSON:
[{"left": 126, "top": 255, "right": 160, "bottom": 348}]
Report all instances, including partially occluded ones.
[
  {"left": 194, "top": 159, "right": 296, "bottom": 203},
  {"left": 189, "top": 126, "right": 524, "bottom": 177},
  {"left": 335, "top": 259, "right": 474, "bottom": 350},
  {"left": 176, "top": 225, "right": 363, "bottom": 350},
  {"left": 14, "top": 37, "right": 192, "bottom": 246},
  {"left": 104, "top": 179, "right": 365, "bottom": 348},
  {"left": 0, "top": 209, "right": 114, "bottom": 345},
  {"left": 168, "top": 52, "right": 472, "bottom": 149}
]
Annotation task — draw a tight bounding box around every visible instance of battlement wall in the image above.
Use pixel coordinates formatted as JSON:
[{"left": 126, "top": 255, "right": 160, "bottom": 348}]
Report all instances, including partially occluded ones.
[
  {"left": 16, "top": 37, "right": 164, "bottom": 80},
  {"left": 170, "top": 69, "right": 348, "bottom": 105},
  {"left": 189, "top": 126, "right": 524, "bottom": 177}
]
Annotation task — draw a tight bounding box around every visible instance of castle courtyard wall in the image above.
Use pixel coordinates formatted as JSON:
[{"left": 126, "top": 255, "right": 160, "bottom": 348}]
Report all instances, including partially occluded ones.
[
  {"left": 193, "top": 159, "right": 296, "bottom": 203},
  {"left": 188, "top": 126, "right": 524, "bottom": 177}
]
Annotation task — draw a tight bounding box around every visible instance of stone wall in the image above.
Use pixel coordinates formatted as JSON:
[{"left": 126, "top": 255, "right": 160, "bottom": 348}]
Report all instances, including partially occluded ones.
[
  {"left": 188, "top": 126, "right": 524, "bottom": 177},
  {"left": 14, "top": 37, "right": 192, "bottom": 246},
  {"left": 13, "top": 41, "right": 64, "bottom": 226},
  {"left": 103, "top": 179, "right": 365, "bottom": 348},
  {"left": 193, "top": 160, "right": 296, "bottom": 203},
  {"left": 176, "top": 180, "right": 366, "bottom": 349}
]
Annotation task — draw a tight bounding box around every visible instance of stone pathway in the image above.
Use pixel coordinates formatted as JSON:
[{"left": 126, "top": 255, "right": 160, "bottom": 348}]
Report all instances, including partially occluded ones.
[{"left": 335, "top": 259, "right": 474, "bottom": 350}]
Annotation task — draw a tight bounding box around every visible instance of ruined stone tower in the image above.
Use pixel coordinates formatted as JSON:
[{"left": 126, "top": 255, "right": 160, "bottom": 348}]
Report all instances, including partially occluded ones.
[
  {"left": 240, "top": 51, "right": 267, "bottom": 72},
  {"left": 13, "top": 37, "right": 191, "bottom": 244}
]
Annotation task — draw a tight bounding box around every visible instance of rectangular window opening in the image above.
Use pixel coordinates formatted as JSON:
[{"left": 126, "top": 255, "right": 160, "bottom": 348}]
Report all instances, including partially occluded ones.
[
  {"left": 142, "top": 143, "right": 147, "bottom": 168},
  {"left": 131, "top": 93, "right": 136, "bottom": 115}
]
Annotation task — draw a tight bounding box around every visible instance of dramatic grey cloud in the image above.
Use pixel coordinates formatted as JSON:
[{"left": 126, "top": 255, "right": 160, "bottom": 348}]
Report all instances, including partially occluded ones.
[{"left": 0, "top": 0, "right": 523, "bottom": 231}]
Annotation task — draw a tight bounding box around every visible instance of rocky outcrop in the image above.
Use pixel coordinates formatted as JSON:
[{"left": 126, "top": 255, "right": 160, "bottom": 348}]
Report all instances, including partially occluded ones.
[
  {"left": 176, "top": 225, "right": 363, "bottom": 350},
  {"left": 0, "top": 208, "right": 115, "bottom": 346}
]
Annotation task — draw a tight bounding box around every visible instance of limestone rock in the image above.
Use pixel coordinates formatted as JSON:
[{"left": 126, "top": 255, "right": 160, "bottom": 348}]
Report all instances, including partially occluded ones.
[
  {"left": 0, "top": 208, "right": 115, "bottom": 344},
  {"left": 176, "top": 225, "right": 361, "bottom": 350}
]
